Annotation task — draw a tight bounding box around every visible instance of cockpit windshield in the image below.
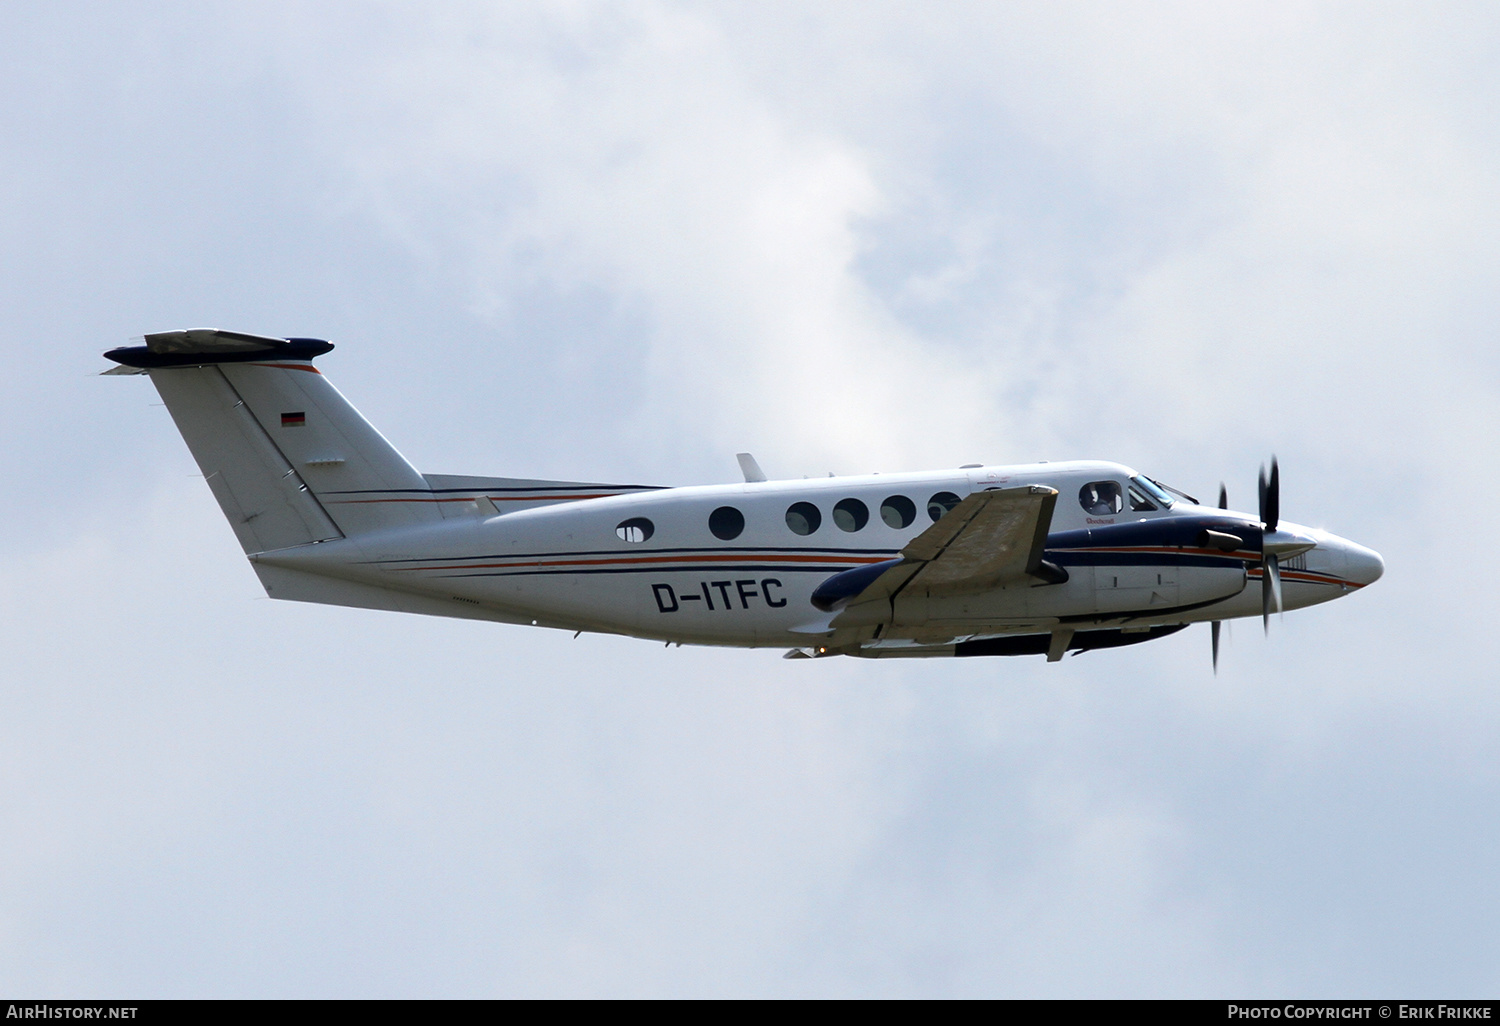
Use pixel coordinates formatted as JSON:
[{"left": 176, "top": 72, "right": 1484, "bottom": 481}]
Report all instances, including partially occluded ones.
[
  {"left": 1151, "top": 477, "right": 1200, "bottom": 505},
  {"left": 1129, "top": 475, "right": 1175, "bottom": 511}
]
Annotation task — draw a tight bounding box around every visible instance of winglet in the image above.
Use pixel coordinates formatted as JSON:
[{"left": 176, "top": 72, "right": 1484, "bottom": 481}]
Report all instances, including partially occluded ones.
[{"left": 736, "top": 453, "right": 767, "bottom": 483}]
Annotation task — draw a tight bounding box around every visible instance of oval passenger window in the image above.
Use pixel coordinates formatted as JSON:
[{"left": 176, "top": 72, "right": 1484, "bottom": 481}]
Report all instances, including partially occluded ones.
[
  {"left": 927, "top": 491, "right": 962, "bottom": 521},
  {"left": 881, "top": 495, "right": 916, "bottom": 529},
  {"left": 785, "top": 501, "right": 821, "bottom": 536},
  {"left": 833, "top": 498, "right": 869, "bottom": 532},
  {"left": 709, "top": 506, "right": 745, "bottom": 541},
  {"left": 615, "top": 517, "right": 654, "bottom": 543}
]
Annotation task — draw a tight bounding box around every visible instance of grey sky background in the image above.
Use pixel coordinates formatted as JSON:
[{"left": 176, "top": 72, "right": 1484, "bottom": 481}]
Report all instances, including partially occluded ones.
[{"left": 1, "top": 1, "right": 1497, "bottom": 997}]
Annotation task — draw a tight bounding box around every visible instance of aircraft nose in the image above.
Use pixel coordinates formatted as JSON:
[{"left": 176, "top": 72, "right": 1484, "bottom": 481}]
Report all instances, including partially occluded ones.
[
  {"left": 1319, "top": 534, "right": 1383, "bottom": 587},
  {"left": 1342, "top": 540, "right": 1385, "bottom": 586}
]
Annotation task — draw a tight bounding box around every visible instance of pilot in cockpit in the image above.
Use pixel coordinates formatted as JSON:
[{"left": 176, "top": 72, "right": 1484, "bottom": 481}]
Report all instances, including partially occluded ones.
[{"left": 1080, "top": 481, "right": 1120, "bottom": 516}]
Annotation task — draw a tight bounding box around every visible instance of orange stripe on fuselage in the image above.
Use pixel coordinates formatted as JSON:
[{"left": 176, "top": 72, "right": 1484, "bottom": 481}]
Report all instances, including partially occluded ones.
[{"left": 1247, "top": 567, "right": 1361, "bottom": 588}]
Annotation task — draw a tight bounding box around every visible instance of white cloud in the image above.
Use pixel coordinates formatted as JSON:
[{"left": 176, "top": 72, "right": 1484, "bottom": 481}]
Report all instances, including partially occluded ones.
[{"left": 268, "top": 3, "right": 1016, "bottom": 474}]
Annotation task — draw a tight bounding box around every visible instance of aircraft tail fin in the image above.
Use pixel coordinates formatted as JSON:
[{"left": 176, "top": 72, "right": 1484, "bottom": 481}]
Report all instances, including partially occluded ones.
[{"left": 107, "top": 329, "right": 440, "bottom": 552}]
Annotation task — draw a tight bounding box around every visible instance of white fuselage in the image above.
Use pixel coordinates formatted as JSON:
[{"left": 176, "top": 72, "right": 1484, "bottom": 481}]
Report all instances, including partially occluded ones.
[{"left": 253, "top": 460, "right": 1383, "bottom": 655}]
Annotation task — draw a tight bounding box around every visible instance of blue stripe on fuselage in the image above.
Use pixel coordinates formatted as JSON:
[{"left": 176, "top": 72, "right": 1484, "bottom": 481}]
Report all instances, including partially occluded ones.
[{"left": 1046, "top": 514, "right": 1262, "bottom": 570}]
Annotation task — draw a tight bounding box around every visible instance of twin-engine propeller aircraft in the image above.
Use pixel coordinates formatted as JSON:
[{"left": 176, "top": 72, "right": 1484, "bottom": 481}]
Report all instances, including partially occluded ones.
[{"left": 105, "top": 330, "right": 1383, "bottom": 666}]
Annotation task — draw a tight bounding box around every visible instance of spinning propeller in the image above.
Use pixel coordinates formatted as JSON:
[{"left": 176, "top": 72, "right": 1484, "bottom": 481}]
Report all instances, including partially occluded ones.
[
  {"left": 1211, "top": 481, "right": 1228, "bottom": 672},
  {"left": 1212, "top": 456, "right": 1308, "bottom": 673},
  {"left": 1258, "top": 456, "right": 1283, "bottom": 634}
]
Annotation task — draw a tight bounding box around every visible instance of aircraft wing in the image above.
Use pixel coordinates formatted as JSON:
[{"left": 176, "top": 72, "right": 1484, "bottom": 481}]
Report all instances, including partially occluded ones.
[
  {"left": 901, "top": 484, "right": 1061, "bottom": 592},
  {"left": 815, "top": 485, "right": 1061, "bottom": 619}
]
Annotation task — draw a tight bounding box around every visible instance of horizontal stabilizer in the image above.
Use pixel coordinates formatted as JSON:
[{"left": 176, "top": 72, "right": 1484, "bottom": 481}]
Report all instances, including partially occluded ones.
[
  {"left": 146, "top": 328, "right": 290, "bottom": 353},
  {"left": 105, "top": 329, "right": 334, "bottom": 369}
]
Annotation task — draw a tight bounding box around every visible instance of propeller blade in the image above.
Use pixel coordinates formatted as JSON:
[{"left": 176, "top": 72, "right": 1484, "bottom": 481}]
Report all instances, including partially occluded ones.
[
  {"left": 1211, "top": 620, "right": 1221, "bottom": 673},
  {"left": 1268, "top": 551, "right": 1282, "bottom": 617},
  {"left": 1261, "top": 552, "right": 1282, "bottom": 633},
  {"left": 1258, "top": 456, "right": 1280, "bottom": 532},
  {"left": 1268, "top": 457, "right": 1280, "bottom": 531},
  {"left": 1218, "top": 482, "right": 1228, "bottom": 510}
]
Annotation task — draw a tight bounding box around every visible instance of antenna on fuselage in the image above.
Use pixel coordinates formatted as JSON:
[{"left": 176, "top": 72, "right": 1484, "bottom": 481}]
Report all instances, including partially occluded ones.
[{"left": 736, "top": 453, "right": 767, "bottom": 483}]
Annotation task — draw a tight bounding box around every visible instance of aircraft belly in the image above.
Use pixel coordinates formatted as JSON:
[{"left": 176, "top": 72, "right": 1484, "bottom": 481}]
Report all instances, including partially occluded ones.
[
  {"left": 1090, "top": 562, "right": 1244, "bottom": 618},
  {"left": 1207, "top": 574, "right": 1341, "bottom": 620},
  {"left": 447, "top": 568, "right": 822, "bottom": 645},
  {"left": 876, "top": 561, "right": 1247, "bottom": 639},
  {"left": 862, "top": 574, "right": 1079, "bottom": 644},
  {"left": 1182, "top": 565, "right": 1248, "bottom": 605},
  {"left": 1094, "top": 564, "right": 1180, "bottom": 613}
]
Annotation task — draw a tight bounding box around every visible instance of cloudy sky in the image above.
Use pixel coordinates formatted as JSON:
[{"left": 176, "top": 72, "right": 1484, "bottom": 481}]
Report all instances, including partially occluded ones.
[{"left": 2, "top": 1, "right": 1497, "bottom": 997}]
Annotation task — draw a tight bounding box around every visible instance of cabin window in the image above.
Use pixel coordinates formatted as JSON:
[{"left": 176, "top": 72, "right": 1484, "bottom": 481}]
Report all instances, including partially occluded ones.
[
  {"left": 881, "top": 495, "right": 916, "bottom": 529},
  {"left": 833, "top": 498, "right": 869, "bottom": 532},
  {"left": 1079, "top": 481, "right": 1124, "bottom": 516},
  {"left": 927, "top": 491, "right": 962, "bottom": 521},
  {"left": 785, "top": 501, "right": 821, "bottom": 536},
  {"left": 615, "top": 517, "right": 654, "bottom": 543},
  {"left": 709, "top": 505, "right": 745, "bottom": 540}
]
